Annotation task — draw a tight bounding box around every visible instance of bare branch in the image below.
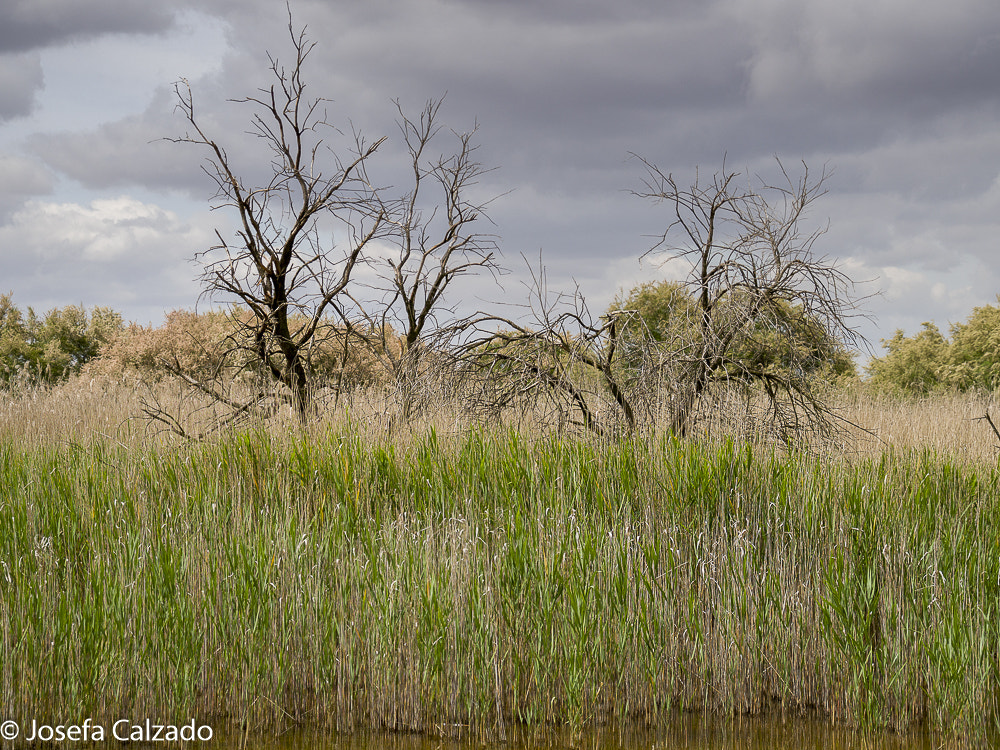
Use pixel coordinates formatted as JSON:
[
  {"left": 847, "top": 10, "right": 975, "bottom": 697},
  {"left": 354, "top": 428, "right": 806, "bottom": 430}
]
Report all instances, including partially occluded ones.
[
  {"left": 626, "top": 156, "right": 865, "bottom": 441},
  {"left": 164, "top": 18, "right": 392, "bottom": 426}
]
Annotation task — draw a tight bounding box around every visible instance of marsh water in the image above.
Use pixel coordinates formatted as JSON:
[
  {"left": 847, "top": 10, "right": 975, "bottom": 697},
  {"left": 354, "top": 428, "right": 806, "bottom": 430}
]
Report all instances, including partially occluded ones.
[{"left": 207, "top": 717, "right": 947, "bottom": 750}]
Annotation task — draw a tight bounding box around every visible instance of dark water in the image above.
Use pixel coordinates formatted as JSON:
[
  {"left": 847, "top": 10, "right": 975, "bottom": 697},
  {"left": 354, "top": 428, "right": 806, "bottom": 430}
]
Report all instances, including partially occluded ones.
[{"left": 207, "top": 717, "right": 947, "bottom": 750}]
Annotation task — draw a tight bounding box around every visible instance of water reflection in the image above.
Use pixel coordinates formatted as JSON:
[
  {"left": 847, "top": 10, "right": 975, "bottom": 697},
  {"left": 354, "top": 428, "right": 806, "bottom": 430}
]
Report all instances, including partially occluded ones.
[{"left": 210, "top": 716, "right": 945, "bottom": 750}]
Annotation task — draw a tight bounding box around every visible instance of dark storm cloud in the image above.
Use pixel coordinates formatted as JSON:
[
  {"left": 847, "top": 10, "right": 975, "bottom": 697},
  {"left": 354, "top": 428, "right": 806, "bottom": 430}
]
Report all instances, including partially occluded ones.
[
  {"left": 0, "top": 1, "right": 184, "bottom": 128},
  {"left": 16, "top": 0, "right": 1000, "bottom": 190},
  {"left": 26, "top": 0, "right": 748, "bottom": 201},
  {"left": 7, "top": 0, "right": 1000, "bottom": 338},
  {"left": 24, "top": 0, "right": 1000, "bottom": 218},
  {"left": 736, "top": 1, "right": 1000, "bottom": 117},
  {"left": 0, "top": 0, "right": 175, "bottom": 53},
  {"left": 298, "top": 0, "right": 749, "bottom": 137},
  {"left": 242, "top": 0, "right": 757, "bottom": 271},
  {"left": 26, "top": 76, "right": 366, "bottom": 199}
]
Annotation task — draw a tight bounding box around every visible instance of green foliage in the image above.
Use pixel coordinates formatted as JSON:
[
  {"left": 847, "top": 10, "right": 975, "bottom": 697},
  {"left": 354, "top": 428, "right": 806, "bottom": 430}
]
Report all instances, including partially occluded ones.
[
  {"left": 940, "top": 303, "right": 1000, "bottom": 390},
  {"left": 0, "top": 294, "right": 31, "bottom": 378},
  {"left": 610, "top": 280, "right": 698, "bottom": 348},
  {"left": 867, "top": 298, "right": 1000, "bottom": 393},
  {"left": 728, "top": 297, "right": 857, "bottom": 379},
  {"left": 609, "top": 279, "right": 856, "bottom": 380},
  {"left": 0, "top": 293, "right": 123, "bottom": 385},
  {"left": 866, "top": 322, "right": 949, "bottom": 393}
]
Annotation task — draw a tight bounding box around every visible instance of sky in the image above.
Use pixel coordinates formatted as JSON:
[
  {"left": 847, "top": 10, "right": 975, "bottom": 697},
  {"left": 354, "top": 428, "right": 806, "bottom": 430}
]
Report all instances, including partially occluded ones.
[{"left": 2, "top": 0, "right": 1000, "bottom": 364}]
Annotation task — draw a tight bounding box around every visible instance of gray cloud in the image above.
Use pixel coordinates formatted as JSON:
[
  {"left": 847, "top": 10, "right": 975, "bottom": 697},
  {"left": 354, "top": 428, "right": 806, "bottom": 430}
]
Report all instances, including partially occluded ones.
[
  {"left": 4, "top": 0, "right": 1000, "bottom": 346},
  {"left": 0, "top": 52, "right": 44, "bottom": 121},
  {"left": 0, "top": 0, "right": 175, "bottom": 53},
  {"left": 0, "top": 153, "right": 54, "bottom": 220},
  {"left": 27, "top": 87, "right": 210, "bottom": 193}
]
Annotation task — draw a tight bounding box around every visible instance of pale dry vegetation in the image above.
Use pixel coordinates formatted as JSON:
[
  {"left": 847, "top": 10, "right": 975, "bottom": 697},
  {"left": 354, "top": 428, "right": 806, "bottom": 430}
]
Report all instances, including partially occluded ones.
[
  {"left": 5, "top": 369, "right": 1000, "bottom": 462},
  {"left": 837, "top": 388, "right": 1000, "bottom": 463}
]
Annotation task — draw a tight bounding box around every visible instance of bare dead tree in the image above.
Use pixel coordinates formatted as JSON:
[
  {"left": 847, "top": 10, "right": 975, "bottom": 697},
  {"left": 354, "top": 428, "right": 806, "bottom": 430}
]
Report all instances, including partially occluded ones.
[
  {"left": 168, "top": 17, "right": 389, "bottom": 424},
  {"left": 632, "top": 156, "right": 865, "bottom": 439},
  {"left": 464, "top": 259, "right": 638, "bottom": 437},
  {"left": 342, "top": 98, "right": 502, "bottom": 420},
  {"left": 461, "top": 159, "right": 861, "bottom": 443}
]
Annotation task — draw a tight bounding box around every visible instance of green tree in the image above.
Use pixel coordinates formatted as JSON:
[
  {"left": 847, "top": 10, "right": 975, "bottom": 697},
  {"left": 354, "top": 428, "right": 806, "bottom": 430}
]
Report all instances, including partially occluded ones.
[
  {"left": 610, "top": 280, "right": 698, "bottom": 345},
  {"left": 726, "top": 297, "right": 856, "bottom": 380},
  {"left": 630, "top": 158, "right": 864, "bottom": 437},
  {"left": 0, "top": 293, "right": 122, "bottom": 384},
  {"left": 32, "top": 304, "right": 123, "bottom": 379},
  {"left": 610, "top": 280, "right": 855, "bottom": 380},
  {"left": 866, "top": 298, "right": 1000, "bottom": 394},
  {"left": 866, "top": 322, "right": 948, "bottom": 393},
  {"left": 0, "top": 293, "right": 31, "bottom": 380},
  {"left": 940, "top": 300, "right": 1000, "bottom": 390},
  {"left": 472, "top": 160, "right": 864, "bottom": 441},
  {"left": 867, "top": 322, "right": 948, "bottom": 393}
]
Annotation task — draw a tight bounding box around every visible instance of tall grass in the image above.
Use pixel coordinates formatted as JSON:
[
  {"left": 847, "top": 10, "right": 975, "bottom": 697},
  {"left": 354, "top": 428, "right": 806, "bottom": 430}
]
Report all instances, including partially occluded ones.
[{"left": 1, "top": 425, "right": 998, "bottom": 743}]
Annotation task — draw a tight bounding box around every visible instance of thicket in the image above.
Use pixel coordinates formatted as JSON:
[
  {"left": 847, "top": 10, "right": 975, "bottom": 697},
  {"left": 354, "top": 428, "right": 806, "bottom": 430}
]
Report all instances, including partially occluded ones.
[
  {"left": 3, "top": 272, "right": 866, "bottom": 445},
  {"left": 86, "top": 307, "right": 397, "bottom": 390},
  {"left": 866, "top": 298, "right": 1000, "bottom": 394},
  {"left": 0, "top": 293, "right": 122, "bottom": 385},
  {"left": 609, "top": 279, "right": 857, "bottom": 381}
]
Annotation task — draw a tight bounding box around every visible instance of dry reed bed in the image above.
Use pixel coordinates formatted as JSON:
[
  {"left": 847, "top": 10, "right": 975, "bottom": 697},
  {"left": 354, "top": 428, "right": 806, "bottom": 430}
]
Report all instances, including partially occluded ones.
[{"left": 1, "top": 419, "right": 998, "bottom": 743}]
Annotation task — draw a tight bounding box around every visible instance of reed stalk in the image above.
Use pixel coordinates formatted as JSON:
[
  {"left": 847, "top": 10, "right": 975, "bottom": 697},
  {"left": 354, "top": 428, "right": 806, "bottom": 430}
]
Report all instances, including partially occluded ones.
[{"left": 1, "top": 426, "right": 999, "bottom": 746}]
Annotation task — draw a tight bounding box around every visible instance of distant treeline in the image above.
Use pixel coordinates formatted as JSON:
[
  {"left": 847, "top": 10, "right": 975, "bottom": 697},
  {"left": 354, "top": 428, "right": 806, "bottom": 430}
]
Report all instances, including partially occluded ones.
[
  {"left": 0, "top": 296, "right": 397, "bottom": 389},
  {"left": 0, "top": 293, "right": 121, "bottom": 383},
  {"left": 866, "top": 297, "right": 1000, "bottom": 393},
  {"left": 7, "top": 290, "right": 1000, "bottom": 398}
]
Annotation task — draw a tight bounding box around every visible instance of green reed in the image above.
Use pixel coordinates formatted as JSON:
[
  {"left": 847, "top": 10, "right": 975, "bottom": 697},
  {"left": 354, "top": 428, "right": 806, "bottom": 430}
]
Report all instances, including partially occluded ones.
[{"left": 0, "top": 430, "right": 998, "bottom": 743}]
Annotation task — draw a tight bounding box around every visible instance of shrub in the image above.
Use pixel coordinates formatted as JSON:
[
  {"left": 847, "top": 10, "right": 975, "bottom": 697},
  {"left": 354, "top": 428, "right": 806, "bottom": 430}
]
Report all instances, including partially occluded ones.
[
  {"left": 939, "top": 302, "right": 1000, "bottom": 390},
  {"left": 609, "top": 279, "right": 856, "bottom": 381},
  {"left": 866, "top": 298, "right": 1000, "bottom": 394},
  {"left": 0, "top": 293, "right": 122, "bottom": 385},
  {"left": 86, "top": 307, "right": 398, "bottom": 391},
  {"left": 865, "top": 322, "right": 949, "bottom": 394}
]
